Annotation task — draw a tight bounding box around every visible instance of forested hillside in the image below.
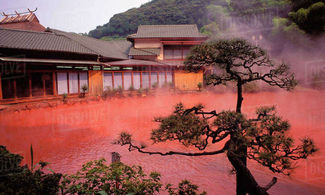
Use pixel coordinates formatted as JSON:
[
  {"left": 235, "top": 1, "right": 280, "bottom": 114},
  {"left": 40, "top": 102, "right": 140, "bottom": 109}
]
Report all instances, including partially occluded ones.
[
  {"left": 88, "top": 0, "right": 219, "bottom": 38},
  {"left": 88, "top": 0, "right": 325, "bottom": 39}
]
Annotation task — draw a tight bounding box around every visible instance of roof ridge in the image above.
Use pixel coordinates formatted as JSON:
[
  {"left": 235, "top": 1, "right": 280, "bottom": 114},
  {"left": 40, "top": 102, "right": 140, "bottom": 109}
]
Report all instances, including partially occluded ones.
[
  {"left": 51, "top": 29, "right": 101, "bottom": 56},
  {"left": 0, "top": 27, "right": 62, "bottom": 36},
  {"left": 0, "top": 28, "right": 97, "bottom": 55},
  {"left": 51, "top": 28, "right": 127, "bottom": 56}
]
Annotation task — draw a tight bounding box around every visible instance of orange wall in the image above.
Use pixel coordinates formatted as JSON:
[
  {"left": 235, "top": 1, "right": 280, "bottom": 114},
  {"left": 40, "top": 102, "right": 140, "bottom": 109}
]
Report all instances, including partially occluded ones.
[
  {"left": 88, "top": 70, "right": 103, "bottom": 96},
  {"left": 174, "top": 71, "right": 203, "bottom": 91}
]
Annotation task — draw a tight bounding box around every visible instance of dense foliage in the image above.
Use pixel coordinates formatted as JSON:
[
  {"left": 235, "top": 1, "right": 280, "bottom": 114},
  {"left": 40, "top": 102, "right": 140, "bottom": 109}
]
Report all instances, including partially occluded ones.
[
  {"left": 89, "top": 0, "right": 216, "bottom": 38},
  {"left": 288, "top": 0, "right": 325, "bottom": 35},
  {"left": 0, "top": 145, "right": 62, "bottom": 194},
  {"left": 60, "top": 158, "right": 206, "bottom": 195},
  {"left": 88, "top": 0, "right": 324, "bottom": 40},
  {"left": 0, "top": 146, "right": 205, "bottom": 194}
]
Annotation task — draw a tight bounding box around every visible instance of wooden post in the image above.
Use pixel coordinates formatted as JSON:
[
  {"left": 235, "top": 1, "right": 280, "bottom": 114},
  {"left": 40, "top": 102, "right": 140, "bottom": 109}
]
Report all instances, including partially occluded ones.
[
  {"left": 0, "top": 74, "right": 2, "bottom": 100},
  {"left": 67, "top": 72, "right": 70, "bottom": 95},
  {"left": 77, "top": 72, "right": 80, "bottom": 94},
  {"left": 29, "top": 74, "right": 32, "bottom": 97},
  {"left": 149, "top": 71, "right": 151, "bottom": 89},
  {"left": 122, "top": 72, "right": 124, "bottom": 90},
  {"left": 52, "top": 72, "right": 57, "bottom": 96},
  {"left": 140, "top": 72, "right": 143, "bottom": 88},
  {"left": 13, "top": 79, "right": 17, "bottom": 99},
  {"left": 112, "top": 72, "right": 115, "bottom": 89},
  {"left": 131, "top": 72, "right": 134, "bottom": 87},
  {"left": 43, "top": 78, "right": 46, "bottom": 96}
]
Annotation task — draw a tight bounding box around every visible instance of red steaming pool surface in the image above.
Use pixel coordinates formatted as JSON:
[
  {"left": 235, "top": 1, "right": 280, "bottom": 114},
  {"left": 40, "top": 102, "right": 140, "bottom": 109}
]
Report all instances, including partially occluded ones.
[{"left": 1, "top": 90, "right": 325, "bottom": 194}]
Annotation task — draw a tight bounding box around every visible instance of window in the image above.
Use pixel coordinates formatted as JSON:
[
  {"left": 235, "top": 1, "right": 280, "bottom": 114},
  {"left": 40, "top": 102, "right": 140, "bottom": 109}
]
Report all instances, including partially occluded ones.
[
  {"left": 163, "top": 45, "right": 193, "bottom": 60},
  {"left": 142, "top": 72, "right": 150, "bottom": 89},
  {"left": 158, "top": 72, "right": 166, "bottom": 87},
  {"left": 79, "top": 72, "right": 88, "bottom": 91},
  {"left": 133, "top": 72, "right": 141, "bottom": 89},
  {"left": 124, "top": 72, "right": 132, "bottom": 90},
  {"left": 103, "top": 72, "right": 113, "bottom": 89},
  {"left": 57, "top": 72, "right": 68, "bottom": 95},
  {"left": 57, "top": 72, "right": 88, "bottom": 95},
  {"left": 69, "top": 72, "right": 78, "bottom": 94},
  {"left": 114, "top": 73, "right": 123, "bottom": 89},
  {"left": 151, "top": 72, "right": 158, "bottom": 88}
]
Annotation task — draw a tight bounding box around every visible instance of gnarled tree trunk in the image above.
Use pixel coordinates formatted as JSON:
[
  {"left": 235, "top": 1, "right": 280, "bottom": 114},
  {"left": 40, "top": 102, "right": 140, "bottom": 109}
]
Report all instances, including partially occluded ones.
[{"left": 235, "top": 81, "right": 248, "bottom": 195}]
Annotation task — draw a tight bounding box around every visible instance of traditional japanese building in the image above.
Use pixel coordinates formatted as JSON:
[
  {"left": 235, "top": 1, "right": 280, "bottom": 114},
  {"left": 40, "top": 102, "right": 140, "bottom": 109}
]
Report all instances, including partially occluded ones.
[{"left": 0, "top": 11, "right": 207, "bottom": 104}]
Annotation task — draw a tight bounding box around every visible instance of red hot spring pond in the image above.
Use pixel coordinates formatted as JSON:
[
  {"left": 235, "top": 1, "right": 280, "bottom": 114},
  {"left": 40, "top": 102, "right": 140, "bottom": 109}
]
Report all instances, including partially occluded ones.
[{"left": 1, "top": 90, "right": 325, "bottom": 194}]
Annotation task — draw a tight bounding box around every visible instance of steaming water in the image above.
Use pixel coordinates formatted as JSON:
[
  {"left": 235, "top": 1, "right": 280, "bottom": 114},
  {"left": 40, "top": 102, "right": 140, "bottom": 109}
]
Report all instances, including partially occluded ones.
[{"left": 1, "top": 91, "right": 324, "bottom": 194}]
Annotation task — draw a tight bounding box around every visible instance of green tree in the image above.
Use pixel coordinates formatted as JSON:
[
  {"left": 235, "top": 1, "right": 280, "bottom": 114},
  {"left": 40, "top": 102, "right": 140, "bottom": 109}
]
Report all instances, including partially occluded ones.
[
  {"left": 288, "top": 0, "right": 325, "bottom": 35},
  {"left": 60, "top": 158, "right": 205, "bottom": 195},
  {"left": 0, "top": 145, "right": 62, "bottom": 194},
  {"left": 88, "top": 0, "right": 219, "bottom": 38},
  {"left": 117, "top": 39, "right": 317, "bottom": 195}
]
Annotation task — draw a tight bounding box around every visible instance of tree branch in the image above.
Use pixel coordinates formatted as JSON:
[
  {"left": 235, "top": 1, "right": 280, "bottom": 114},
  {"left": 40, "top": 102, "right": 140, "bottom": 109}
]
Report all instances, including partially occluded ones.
[
  {"left": 263, "top": 177, "right": 277, "bottom": 191},
  {"left": 127, "top": 140, "right": 230, "bottom": 156}
]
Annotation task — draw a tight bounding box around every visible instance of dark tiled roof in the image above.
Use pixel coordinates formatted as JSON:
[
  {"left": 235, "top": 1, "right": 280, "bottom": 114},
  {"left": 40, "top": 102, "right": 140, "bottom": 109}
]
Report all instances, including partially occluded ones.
[
  {"left": 129, "top": 24, "right": 206, "bottom": 38},
  {"left": 0, "top": 28, "right": 132, "bottom": 60},
  {"left": 0, "top": 28, "right": 96, "bottom": 55},
  {"left": 106, "top": 59, "right": 175, "bottom": 66},
  {"left": 129, "top": 48, "right": 160, "bottom": 56},
  {"left": 0, "top": 13, "right": 37, "bottom": 24},
  {"left": 51, "top": 29, "right": 131, "bottom": 60}
]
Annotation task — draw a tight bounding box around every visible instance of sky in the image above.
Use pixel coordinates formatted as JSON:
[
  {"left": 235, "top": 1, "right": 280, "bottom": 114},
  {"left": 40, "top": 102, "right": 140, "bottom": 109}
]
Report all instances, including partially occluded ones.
[{"left": 0, "top": 0, "right": 151, "bottom": 33}]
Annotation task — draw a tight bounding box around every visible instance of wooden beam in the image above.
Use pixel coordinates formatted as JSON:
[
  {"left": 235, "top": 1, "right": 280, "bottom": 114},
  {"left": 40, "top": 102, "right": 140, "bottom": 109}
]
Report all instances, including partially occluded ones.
[
  {"left": 148, "top": 72, "right": 151, "bottom": 89},
  {"left": 13, "top": 79, "right": 17, "bottom": 99},
  {"left": 160, "top": 41, "right": 204, "bottom": 45},
  {"left": 0, "top": 74, "right": 2, "bottom": 100},
  {"left": 122, "top": 72, "right": 124, "bottom": 90},
  {"left": 140, "top": 72, "right": 143, "bottom": 88},
  {"left": 112, "top": 72, "right": 115, "bottom": 89},
  {"left": 67, "top": 72, "right": 70, "bottom": 95},
  {"left": 131, "top": 72, "right": 134, "bottom": 87},
  {"left": 43, "top": 77, "right": 46, "bottom": 96},
  {"left": 52, "top": 72, "right": 57, "bottom": 96},
  {"left": 77, "top": 72, "right": 80, "bottom": 94},
  {"left": 29, "top": 74, "right": 32, "bottom": 97}
]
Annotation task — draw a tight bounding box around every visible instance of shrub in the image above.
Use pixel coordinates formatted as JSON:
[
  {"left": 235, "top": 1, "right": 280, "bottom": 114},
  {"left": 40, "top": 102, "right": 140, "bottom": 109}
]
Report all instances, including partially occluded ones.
[
  {"left": 62, "top": 93, "right": 68, "bottom": 103},
  {"left": 128, "top": 85, "right": 135, "bottom": 91},
  {"left": 60, "top": 158, "right": 205, "bottom": 195},
  {"left": 197, "top": 82, "right": 203, "bottom": 91},
  {"left": 0, "top": 145, "right": 62, "bottom": 194},
  {"left": 137, "top": 88, "right": 144, "bottom": 96},
  {"left": 152, "top": 82, "right": 158, "bottom": 89},
  {"left": 80, "top": 84, "right": 88, "bottom": 98},
  {"left": 102, "top": 87, "right": 116, "bottom": 99},
  {"left": 60, "top": 159, "right": 162, "bottom": 194}
]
